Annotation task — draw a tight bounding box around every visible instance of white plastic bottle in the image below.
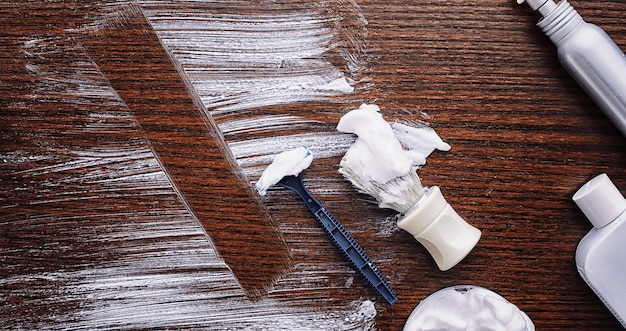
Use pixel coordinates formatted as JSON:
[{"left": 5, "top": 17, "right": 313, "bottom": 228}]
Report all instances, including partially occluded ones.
[
  {"left": 572, "top": 173, "right": 626, "bottom": 327},
  {"left": 519, "top": 0, "right": 626, "bottom": 137}
]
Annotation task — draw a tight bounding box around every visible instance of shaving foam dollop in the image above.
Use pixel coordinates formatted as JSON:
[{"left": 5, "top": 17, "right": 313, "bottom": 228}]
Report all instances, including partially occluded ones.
[
  {"left": 256, "top": 146, "right": 313, "bottom": 195},
  {"left": 337, "top": 104, "right": 450, "bottom": 184},
  {"left": 404, "top": 286, "right": 535, "bottom": 331},
  {"left": 336, "top": 104, "right": 451, "bottom": 211},
  {"left": 337, "top": 104, "right": 412, "bottom": 184}
]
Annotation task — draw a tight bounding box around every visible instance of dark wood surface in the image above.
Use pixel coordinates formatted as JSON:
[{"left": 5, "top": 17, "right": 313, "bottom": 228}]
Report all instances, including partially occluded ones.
[{"left": 2, "top": 0, "right": 625, "bottom": 329}]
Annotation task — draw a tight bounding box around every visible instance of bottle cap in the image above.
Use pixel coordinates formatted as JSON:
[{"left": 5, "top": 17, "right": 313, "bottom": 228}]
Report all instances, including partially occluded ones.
[
  {"left": 397, "top": 186, "right": 481, "bottom": 271},
  {"left": 573, "top": 173, "right": 626, "bottom": 228}
]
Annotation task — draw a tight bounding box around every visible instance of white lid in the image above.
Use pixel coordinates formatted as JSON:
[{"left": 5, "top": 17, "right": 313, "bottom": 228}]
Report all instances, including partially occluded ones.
[
  {"left": 397, "top": 186, "right": 481, "bottom": 271},
  {"left": 573, "top": 173, "right": 626, "bottom": 228}
]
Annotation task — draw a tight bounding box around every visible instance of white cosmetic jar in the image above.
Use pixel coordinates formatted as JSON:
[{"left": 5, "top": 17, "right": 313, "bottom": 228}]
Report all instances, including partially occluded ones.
[{"left": 403, "top": 285, "right": 534, "bottom": 331}]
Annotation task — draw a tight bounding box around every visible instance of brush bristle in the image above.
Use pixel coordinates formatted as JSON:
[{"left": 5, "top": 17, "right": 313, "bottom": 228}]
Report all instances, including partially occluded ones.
[{"left": 339, "top": 165, "right": 425, "bottom": 214}]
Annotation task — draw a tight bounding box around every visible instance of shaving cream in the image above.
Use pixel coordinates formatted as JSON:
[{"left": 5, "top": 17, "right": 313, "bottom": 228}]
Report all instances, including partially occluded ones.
[
  {"left": 391, "top": 122, "right": 451, "bottom": 166},
  {"left": 337, "top": 104, "right": 450, "bottom": 184},
  {"left": 255, "top": 146, "right": 313, "bottom": 195},
  {"left": 336, "top": 103, "right": 451, "bottom": 210},
  {"left": 337, "top": 104, "right": 412, "bottom": 184},
  {"left": 404, "top": 286, "right": 535, "bottom": 331}
]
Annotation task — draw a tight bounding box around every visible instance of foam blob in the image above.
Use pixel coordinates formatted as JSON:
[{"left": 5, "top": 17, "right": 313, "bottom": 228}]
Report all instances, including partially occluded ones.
[{"left": 256, "top": 146, "right": 313, "bottom": 195}]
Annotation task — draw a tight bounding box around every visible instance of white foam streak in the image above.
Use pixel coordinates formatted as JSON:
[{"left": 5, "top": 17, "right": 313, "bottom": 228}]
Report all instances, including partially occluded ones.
[
  {"left": 219, "top": 115, "right": 322, "bottom": 136},
  {"left": 2, "top": 3, "right": 382, "bottom": 329},
  {"left": 229, "top": 132, "right": 355, "bottom": 178},
  {"left": 144, "top": 4, "right": 358, "bottom": 114}
]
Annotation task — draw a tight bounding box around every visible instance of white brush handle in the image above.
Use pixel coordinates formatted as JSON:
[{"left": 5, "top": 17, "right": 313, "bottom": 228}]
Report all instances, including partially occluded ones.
[{"left": 397, "top": 186, "right": 481, "bottom": 271}]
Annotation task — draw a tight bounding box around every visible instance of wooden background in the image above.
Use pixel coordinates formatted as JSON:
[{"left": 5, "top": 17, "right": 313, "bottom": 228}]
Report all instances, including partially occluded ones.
[{"left": 2, "top": 0, "right": 626, "bottom": 329}]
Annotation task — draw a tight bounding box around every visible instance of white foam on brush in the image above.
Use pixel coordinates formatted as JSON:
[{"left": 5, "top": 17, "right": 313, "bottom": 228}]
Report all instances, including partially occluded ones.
[
  {"left": 255, "top": 146, "right": 313, "bottom": 195},
  {"left": 337, "top": 104, "right": 413, "bottom": 184},
  {"left": 336, "top": 103, "right": 450, "bottom": 212},
  {"left": 391, "top": 122, "right": 451, "bottom": 165}
]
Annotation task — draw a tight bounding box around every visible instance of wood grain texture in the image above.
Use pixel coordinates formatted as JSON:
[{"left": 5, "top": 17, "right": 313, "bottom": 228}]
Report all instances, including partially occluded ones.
[
  {"left": 79, "top": 3, "right": 293, "bottom": 298},
  {"left": 2, "top": 0, "right": 626, "bottom": 330}
]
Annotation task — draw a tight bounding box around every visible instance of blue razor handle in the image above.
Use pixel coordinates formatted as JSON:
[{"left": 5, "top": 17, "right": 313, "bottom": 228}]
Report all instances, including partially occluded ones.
[{"left": 277, "top": 174, "right": 398, "bottom": 305}]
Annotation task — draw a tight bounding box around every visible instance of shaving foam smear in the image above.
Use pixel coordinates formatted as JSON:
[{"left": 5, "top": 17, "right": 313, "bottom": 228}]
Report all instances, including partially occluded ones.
[
  {"left": 255, "top": 146, "right": 313, "bottom": 195},
  {"left": 337, "top": 103, "right": 450, "bottom": 213}
]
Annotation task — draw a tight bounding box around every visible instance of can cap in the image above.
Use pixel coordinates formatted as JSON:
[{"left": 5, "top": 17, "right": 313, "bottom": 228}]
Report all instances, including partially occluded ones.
[
  {"left": 397, "top": 186, "right": 481, "bottom": 271},
  {"left": 573, "top": 173, "right": 626, "bottom": 228}
]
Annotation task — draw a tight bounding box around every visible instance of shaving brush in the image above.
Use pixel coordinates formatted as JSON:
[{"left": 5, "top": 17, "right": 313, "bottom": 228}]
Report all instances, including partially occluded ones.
[{"left": 337, "top": 104, "right": 480, "bottom": 271}]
